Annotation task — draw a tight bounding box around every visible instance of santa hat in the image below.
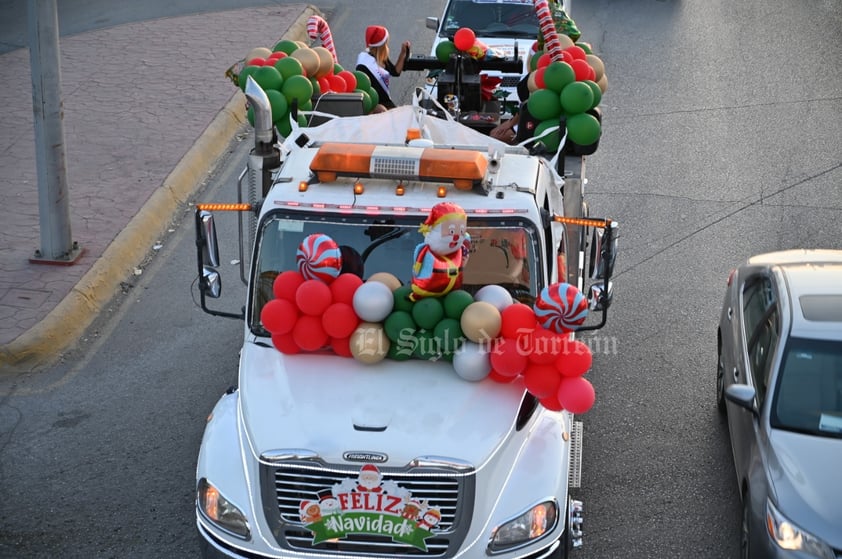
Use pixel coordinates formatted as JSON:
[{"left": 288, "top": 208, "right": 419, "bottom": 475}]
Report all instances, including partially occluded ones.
[
  {"left": 420, "top": 202, "right": 466, "bottom": 233},
  {"left": 361, "top": 464, "right": 380, "bottom": 474},
  {"left": 365, "top": 25, "right": 389, "bottom": 48}
]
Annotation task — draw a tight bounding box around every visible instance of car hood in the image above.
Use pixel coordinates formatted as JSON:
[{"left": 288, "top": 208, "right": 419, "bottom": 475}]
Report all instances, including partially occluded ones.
[
  {"left": 768, "top": 429, "right": 842, "bottom": 548},
  {"left": 238, "top": 341, "right": 529, "bottom": 467}
]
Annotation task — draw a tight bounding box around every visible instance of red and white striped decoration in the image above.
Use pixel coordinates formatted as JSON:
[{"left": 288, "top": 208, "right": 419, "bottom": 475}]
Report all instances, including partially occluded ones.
[
  {"left": 306, "top": 15, "right": 337, "bottom": 62},
  {"left": 533, "top": 0, "right": 563, "bottom": 62}
]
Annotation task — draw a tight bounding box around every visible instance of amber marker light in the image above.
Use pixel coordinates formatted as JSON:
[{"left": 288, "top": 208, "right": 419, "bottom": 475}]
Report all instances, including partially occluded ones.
[
  {"left": 196, "top": 203, "right": 252, "bottom": 211},
  {"left": 298, "top": 181, "right": 309, "bottom": 192},
  {"left": 553, "top": 215, "right": 614, "bottom": 229},
  {"left": 437, "top": 186, "right": 447, "bottom": 198},
  {"left": 395, "top": 182, "right": 406, "bottom": 196},
  {"left": 354, "top": 181, "right": 364, "bottom": 195}
]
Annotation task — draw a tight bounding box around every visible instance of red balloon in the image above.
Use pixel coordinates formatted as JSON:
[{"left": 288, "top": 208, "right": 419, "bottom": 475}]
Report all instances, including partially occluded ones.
[
  {"left": 260, "top": 298, "right": 299, "bottom": 334},
  {"left": 570, "top": 59, "right": 593, "bottom": 81},
  {"left": 272, "top": 332, "right": 300, "bottom": 354},
  {"left": 555, "top": 339, "right": 592, "bottom": 377},
  {"left": 539, "top": 392, "right": 564, "bottom": 411},
  {"left": 559, "top": 50, "right": 575, "bottom": 65},
  {"left": 246, "top": 57, "right": 266, "bottom": 66},
  {"left": 318, "top": 76, "right": 332, "bottom": 93},
  {"left": 331, "top": 336, "right": 352, "bottom": 357},
  {"left": 295, "top": 279, "right": 332, "bottom": 316},
  {"left": 489, "top": 369, "right": 519, "bottom": 383},
  {"left": 534, "top": 67, "right": 547, "bottom": 90},
  {"left": 453, "top": 27, "right": 476, "bottom": 51},
  {"left": 537, "top": 53, "right": 552, "bottom": 69},
  {"left": 328, "top": 74, "right": 347, "bottom": 93},
  {"left": 500, "top": 302, "right": 537, "bottom": 340},
  {"left": 489, "top": 337, "right": 529, "bottom": 377},
  {"left": 293, "top": 315, "right": 328, "bottom": 351},
  {"left": 523, "top": 363, "right": 561, "bottom": 398},
  {"left": 586, "top": 65, "right": 596, "bottom": 81},
  {"left": 557, "top": 376, "right": 595, "bottom": 414},
  {"left": 322, "top": 302, "right": 360, "bottom": 339},
  {"left": 564, "top": 45, "right": 587, "bottom": 61},
  {"left": 268, "top": 51, "right": 286, "bottom": 61},
  {"left": 273, "top": 270, "right": 305, "bottom": 301},
  {"left": 338, "top": 70, "right": 357, "bottom": 92},
  {"left": 527, "top": 327, "right": 562, "bottom": 365},
  {"left": 330, "top": 273, "right": 363, "bottom": 305}
]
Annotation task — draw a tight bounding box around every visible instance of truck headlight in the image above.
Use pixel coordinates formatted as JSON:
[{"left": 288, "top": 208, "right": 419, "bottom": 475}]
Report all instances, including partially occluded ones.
[
  {"left": 766, "top": 499, "right": 834, "bottom": 559},
  {"left": 489, "top": 500, "right": 558, "bottom": 552},
  {"left": 197, "top": 478, "right": 250, "bottom": 539}
]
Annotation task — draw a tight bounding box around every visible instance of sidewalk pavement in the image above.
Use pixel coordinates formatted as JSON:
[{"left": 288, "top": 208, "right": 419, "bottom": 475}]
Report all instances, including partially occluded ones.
[{"left": 0, "top": 4, "right": 320, "bottom": 371}]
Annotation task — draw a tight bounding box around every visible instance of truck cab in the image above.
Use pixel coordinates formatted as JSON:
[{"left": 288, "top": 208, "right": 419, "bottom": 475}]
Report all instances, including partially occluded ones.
[{"left": 192, "top": 79, "right": 616, "bottom": 559}]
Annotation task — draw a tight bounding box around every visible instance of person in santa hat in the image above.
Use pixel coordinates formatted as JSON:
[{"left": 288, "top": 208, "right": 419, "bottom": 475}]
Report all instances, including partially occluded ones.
[
  {"left": 354, "top": 464, "right": 384, "bottom": 492},
  {"left": 409, "top": 202, "right": 471, "bottom": 302},
  {"left": 355, "top": 25, "right": 411, "bottom": 113}
]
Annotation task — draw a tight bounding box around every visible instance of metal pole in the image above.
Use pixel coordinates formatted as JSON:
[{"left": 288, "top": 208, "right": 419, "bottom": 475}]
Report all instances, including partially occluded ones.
[{"left": 27, "top": 0, "right": 82, "bottom": 264}]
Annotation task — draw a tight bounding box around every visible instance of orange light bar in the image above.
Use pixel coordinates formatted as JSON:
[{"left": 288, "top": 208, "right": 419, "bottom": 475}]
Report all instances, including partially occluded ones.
[
  {"left": 196, "top": 203, "right": 252, "bottom": 211},
  {"left": 553, "top": 215, "right": 614, "bottom": 229},
  {"left": 309, "top": 143, "right": 487, "bottom": 190}
]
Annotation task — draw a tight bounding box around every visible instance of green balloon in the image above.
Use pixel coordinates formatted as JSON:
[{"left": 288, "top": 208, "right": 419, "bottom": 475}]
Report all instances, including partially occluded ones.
[
  {"left": 272, "top": 39, "right": 299, "bottom": 54},
  {"left": 560, "top": 81, "right": 594, "bottom": 115},
  {"left": 576, "top": 42, "right": 593, "bottom": 54},
  {"left": 413, "top": 329, "right": 439, "bottom": 360},
  {"left": 533, "top": 119, "right": 562, "bottom": 152},
  {"left": 274, "top": 57, "right": 303, "bottom": 80},
  {"left": 266, "top": 89, "right": 289, "bottom": 124},
  {"left": 282, "top": 74, "right": 314, "bottom": 106},
  {"left": 356, "top": 89, "right": 374, "bottom": 113},
  {"left": 527, "top": 88, "right": 562, "bottom": 121},
  {"left": 388, "top": 337, "right": 415, "bottom": 361},
  {"left": 542, "top": 61, "right": 575, "bottom": 93},
  {"left": 237, "top": 65, "right": 259, "bottom": 92},
  {"left": 253, "top": 65, "right": 284, "bottom": 92},
  {"left": 433, "top": 317, "right": 464, "bottom": 358},
  {"left": 435, "top": 40, "right": 457, "bottom": 63},
  {"left": 582, "top": 80, "right": 602, "bottom": 109},
  {"left": 566, "top": 113, "right": 601, "bottom": 146},
  {"left": 412, "top": 297, "right": 444, "bottom": 331},
  {"left": 393, "top": 285, "right": 414, "bottom": 313},
  {"left": 384, "top": 311, "right": 417, "bottom": 343},
  {"left": 366, "top": 86, "right": 379, "bottom": 107},
  {"left": 353, "top": 70, "right": 372, "bottom": 91},
  {"left": 443, "top": 289, "right": 473, "bottom": 319},
  {"left": 310, "top": 77, "right": 321, "bottom": 97},
  {"left": 529, "top": 50, "right": 545, "bottom": 72},
  {"left": 276, "top": 111, "right": 307, "bottom": 137},
  {"left": 333, "top": 63, "right": 345, "bottom": 75}
]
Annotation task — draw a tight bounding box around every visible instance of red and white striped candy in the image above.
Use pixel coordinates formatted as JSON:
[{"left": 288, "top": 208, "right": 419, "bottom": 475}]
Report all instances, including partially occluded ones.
[
  {"left": 534, "top": 282, "right": 589, "bottom": 333},
  {"left": 306, "top": 15, "right": 337, "bottom": 62},
  {"left": 533, "top": 0, "right": 563, "bottom": 62},
  {"left": 296, "top": 234, "right": 342, "bottom": 283}
]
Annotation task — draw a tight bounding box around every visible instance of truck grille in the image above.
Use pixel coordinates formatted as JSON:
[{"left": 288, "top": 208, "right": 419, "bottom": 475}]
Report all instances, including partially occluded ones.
[{"left": 260, "top": 460, "right": 475, "bottom": 558}]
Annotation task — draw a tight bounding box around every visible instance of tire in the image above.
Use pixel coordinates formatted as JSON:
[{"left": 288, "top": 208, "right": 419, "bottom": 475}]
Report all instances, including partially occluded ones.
[{"left": 717, "top": 335, "right": 726, "bottom": 414}]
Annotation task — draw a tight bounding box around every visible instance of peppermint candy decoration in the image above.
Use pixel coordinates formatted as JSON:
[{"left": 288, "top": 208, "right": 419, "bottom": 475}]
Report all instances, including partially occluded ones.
[
  {"left": 306, "top": 15, "right": 337, "bottom": 62},
  {"left": 533, "top": 0, "right": 564, "bottom": 62},
  {"left": 534, "top": 282, "right": 588, "bottom": 333},
  {"left": 296, "top": 234, "right": 342, "bottom": 283}
]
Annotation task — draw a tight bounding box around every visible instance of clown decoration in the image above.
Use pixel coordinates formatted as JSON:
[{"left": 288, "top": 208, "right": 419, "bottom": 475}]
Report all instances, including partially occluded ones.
[{"left": 409, "top": 202, "right": 470, "bottom": 301}]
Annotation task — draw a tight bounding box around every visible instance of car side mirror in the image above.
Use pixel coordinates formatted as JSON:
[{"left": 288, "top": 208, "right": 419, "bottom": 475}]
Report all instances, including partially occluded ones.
[{"left": 725, "top": 384, "right": 758, "bottom": 415}]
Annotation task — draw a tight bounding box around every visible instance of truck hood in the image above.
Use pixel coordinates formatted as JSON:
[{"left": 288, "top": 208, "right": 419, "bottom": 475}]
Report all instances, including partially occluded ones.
[{"left": 238, "top": 341, "right": 529, "bottom": 468}]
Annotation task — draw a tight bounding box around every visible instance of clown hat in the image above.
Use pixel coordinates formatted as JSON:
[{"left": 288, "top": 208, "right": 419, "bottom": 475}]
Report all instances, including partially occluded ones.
[
  {"left": 366, "top": 25, "right": 389, "bottom": 48},
  {"left": 423, "top": 202, "right": 466, "bottom": 227}
]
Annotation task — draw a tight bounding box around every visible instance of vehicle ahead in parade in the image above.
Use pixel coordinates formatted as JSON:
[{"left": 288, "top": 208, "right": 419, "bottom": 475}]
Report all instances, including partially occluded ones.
[
  {"left": 189, "top": 63, "right": 617, "bottom": 558},
  {"left": 717, "top": 249, "right": 842, "bottom": 559}
]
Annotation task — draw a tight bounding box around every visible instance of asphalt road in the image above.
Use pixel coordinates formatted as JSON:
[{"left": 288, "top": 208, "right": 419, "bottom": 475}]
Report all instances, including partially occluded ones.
[{"left": 1, "top": 0, "right": 840, "bottom": 558}]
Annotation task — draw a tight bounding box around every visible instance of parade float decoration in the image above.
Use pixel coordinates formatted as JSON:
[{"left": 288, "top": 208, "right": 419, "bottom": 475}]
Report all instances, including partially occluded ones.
[{"left": 260, "top": 206, "right": 597, "bottom": 415}]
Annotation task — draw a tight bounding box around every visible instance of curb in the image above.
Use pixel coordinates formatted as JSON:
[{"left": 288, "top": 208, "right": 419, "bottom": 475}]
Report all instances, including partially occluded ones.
[{"left": 0, "top": 5, "right": 321, "bottom": 371}]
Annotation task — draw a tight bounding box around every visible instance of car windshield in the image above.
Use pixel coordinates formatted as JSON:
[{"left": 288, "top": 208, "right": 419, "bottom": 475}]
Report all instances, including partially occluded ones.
[
  {"left": 772, "top": 337, "right": 842, "bottom": 438},
  {"left": 441, "top": 0, "right": 539, "bottom": 38},
  {"left": 249, "top": 210, "right": 541, "bottom": 335}
]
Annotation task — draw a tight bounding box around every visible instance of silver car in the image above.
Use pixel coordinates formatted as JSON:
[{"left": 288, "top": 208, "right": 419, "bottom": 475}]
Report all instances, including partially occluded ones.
[{"left": 717, "top": 249, "right": 842, "bottom": 559}]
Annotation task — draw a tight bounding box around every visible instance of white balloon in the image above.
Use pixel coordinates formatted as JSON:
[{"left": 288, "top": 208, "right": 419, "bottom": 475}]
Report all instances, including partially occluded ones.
[
  {"left": 452, "top": 341, "right": 491, "bottom": 382},
  {"left": 474, "top": 284, "right": 513, "bottom": 312},
  {"left": 353, "top": 281, "right": 394, "bottom": 322}
]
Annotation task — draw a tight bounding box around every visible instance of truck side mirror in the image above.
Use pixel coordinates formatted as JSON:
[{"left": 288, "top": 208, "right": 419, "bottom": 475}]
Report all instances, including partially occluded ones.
[
  {"left": 198, "top": 210, "right": 220, "bottom": 268},
  {"left": 588, "top": 281, "right": 613, "bottom": 311},
  {"left": 202, "top": 266, "right": 222, "bottom": 299},
  {"left": 588, "top": 221, "right": 618, "bottom": 280}
]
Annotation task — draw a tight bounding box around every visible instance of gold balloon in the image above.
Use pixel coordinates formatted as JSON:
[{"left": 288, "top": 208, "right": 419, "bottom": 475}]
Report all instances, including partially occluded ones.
[
  {"left": 350, "top": 322, "right": 390, "bottom": 364},
  {"left": 460, "top": 301, "right": 502, "bottom": 343},
  {"left": 245, "top": 47, "right": 272, "bottom": 62},
  {"left": 586, "top": 54, "right": 605, "bottom": 82},
  {"left": 367, "top": 272, "right": 402, "bottom": 291},
  {"left": 597, "top": 73, "right": 608, "bottom": 94},
  {"left": 312, "top": 46, "right": 335, "bottom": 78},
  {"left": 291, "top": 47, "right": 321, "bottom": 77},
  {"left": 556, "top": 34, "right": 575, "bottom": 50},
  {"left": 527, "top": 70, "right": 539, "bottom": 93}
]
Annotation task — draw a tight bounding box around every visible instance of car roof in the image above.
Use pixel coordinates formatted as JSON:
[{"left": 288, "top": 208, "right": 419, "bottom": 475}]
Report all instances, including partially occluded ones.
[{"left": 747, "top": 250, "right": 842, "bottom": 340}]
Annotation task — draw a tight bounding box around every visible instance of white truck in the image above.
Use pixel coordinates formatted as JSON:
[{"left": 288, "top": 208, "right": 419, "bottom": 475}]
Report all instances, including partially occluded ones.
[{"left": 191, "top": 76, "right": 617, "bottom": 559}]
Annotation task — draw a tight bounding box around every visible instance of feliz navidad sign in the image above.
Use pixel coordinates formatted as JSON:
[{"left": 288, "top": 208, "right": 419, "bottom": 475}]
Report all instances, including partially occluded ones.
[{"left": 299, "top": 464, "right": 443, "bottom": 550}]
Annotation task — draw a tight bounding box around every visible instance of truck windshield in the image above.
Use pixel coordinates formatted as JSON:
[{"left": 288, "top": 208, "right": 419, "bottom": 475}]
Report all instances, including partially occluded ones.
[
  {"left": 442, "top": 0, "right": 539, "bottom": 38},
  {"left": 250, "top": 210, "right": 541, "bottom": 336}
]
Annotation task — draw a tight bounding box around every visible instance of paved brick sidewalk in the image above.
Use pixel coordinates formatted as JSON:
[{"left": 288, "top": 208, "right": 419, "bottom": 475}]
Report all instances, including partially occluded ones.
[{"left": 0, "top": 4, "right": 318, "bottom": 370}]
